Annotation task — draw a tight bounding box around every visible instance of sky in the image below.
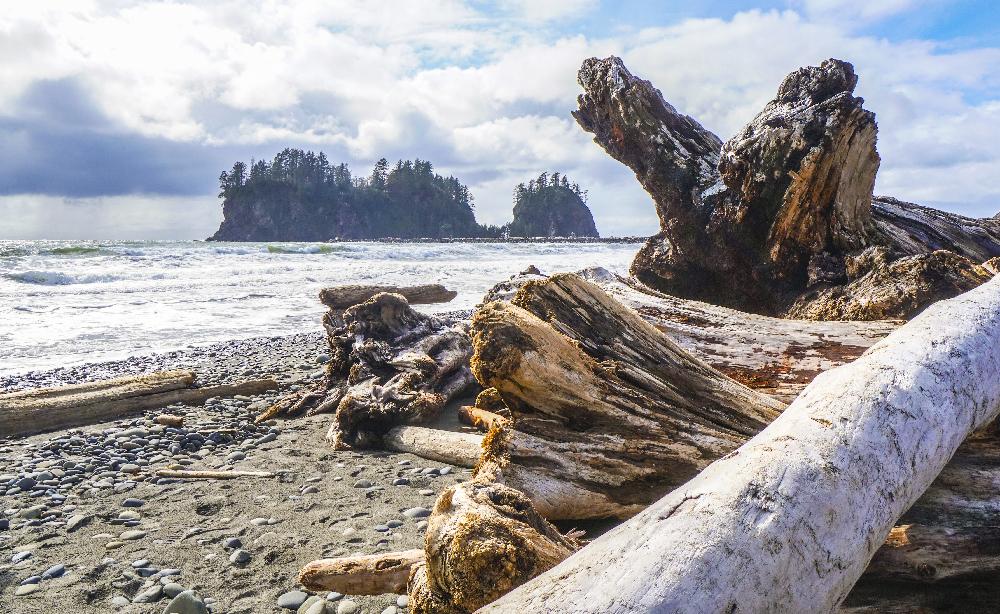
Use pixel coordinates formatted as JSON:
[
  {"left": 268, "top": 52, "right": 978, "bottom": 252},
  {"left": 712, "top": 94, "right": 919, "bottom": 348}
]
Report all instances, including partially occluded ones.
[{"left": 0, "top": 0, "right": 998, "bottom": 239}]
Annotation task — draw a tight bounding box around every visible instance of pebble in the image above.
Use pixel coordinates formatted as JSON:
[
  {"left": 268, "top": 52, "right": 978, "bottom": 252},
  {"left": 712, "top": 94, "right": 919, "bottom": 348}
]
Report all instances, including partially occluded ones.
[
  {"left": 301, "top": 485, "right": 319, "bottom": 494},
  {"left": 120, "top": 529, "right": 147, "bottom": 540},
  {"left": 326, "top": 592, "right": 344, "bottom": 601},
  {"left": 12, "top": 551, "right": 32, "bottom": 563},
  {"left": 0, "top": 518, "right": 9, "bottom": 530},
  {"left": 119, "top": 510, "right": 142, "bottom": 521},
  {"left": 133, "top": 584, "right": 163, "bottom": 603},
  {"left": 337, "top": 600, "right": 359, "bottom": 614},
  {"left": 397, "top": 595, "right": 409, "bottom": 607},
  {"left": 305, "top": 600, "right": 330, "bottom": 614},
  {"left": 21, "top": 575, "right": 41, "bottom": 585},
  {"left": 298, "top": 596, "right": 324, "bottom": 613},
  {"left": 418, "top": 489, "right": 434, "bottom": 496},
  {"left": 122, "top": 498, "right": 146, "bottom": 507},
  {"left": 111, "top": 595, "right": 130, "bottom": 608},
  {"left": 229, "top": 549, "right": 252, "bottom": 565},
  {"left": 120, "top": 463, "right": 141, "bottom": 473},
  {"left": 163, "top": 582, "right": 187, "bottom": 598},
  {"left": 416, "top": 521, "right": 429, "bottom": 532},
  {"left": 392, "top": 478, "right": 410, "bottom": 486},
  {"left": 353, "top": 479, "right": 373, "bottom": 488},
  {"left": 15, "top": 584, "right": 39, "bottom": 596},
  {"left": 163, "top": 589, "right": 209, "bottom": 614},
  {"left": 66, "top": 513, "right": 91, "bottom": 531},
  {"left": 41, "top": 563, "right": 66, "bottom": 579},
  {"left": 277, "top": 590, "right": 309, "bottom": 609},
  {"left": 402, "top": 507, "right": 431, "bottom": 519},
  {"left": 381, "top": 607, "right": 398, "bottom": 614},
  {"left": 223, "top": 537, "right": 242, "bottom": 549}
]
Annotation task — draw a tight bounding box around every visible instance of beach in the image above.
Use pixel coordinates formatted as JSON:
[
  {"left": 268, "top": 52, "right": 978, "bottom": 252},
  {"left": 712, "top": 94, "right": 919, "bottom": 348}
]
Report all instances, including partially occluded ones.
[
  {"left": 0, "top": 240, "right": 641, "bottom": 613},
  {"left": 1, "top": 332, "right": 475, "bottom": 614}
]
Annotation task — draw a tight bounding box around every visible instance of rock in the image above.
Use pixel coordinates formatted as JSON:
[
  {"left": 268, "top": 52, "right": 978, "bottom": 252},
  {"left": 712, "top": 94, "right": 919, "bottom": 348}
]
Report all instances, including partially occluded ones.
[
  {"left": 119, "top": 510, "right": 141, "bottom": 521},
  {"left": 392, "top": 478, "right": 410, "bottom": 486},
  {"left": 17, "top": 504, "right": 46, "bottom": 519},
  {"left": 111, "top": 595, "right": 130, "bottom": 608},
  {"left": 305, "top": 600, "right": 330, "bottom": 614},
  {"left": 507, "top": 174, "right": 599, "bottom": 238},
  {"left": 381, "top": 608, "right": 398, "bottom": 614},
  {"left": 352, "top": 479, "right": 373, "bottom": 489},
  {"left": 0, "top": 518, "right": 9, "bottom": 530},
  {"left": 397, "top": 595, "right": 409, "bottom": 608},
  {"left": 277, "top": 590, "right": 309, "bottom": 610},
  {"left": 11, "top": 551, "right": 32, "bottom": 563},
  {"left": 122, "top": 498, "right": 146, "bottom": 507},
  {"left": 66, "top": 513, "right": 91, "bottom": 531},
  {"left": 229, "top": 549, "right": 252, "bottom": 565},
  {"left": 336, "top": 600, "right": 359, "bottom": 614},
  {"left": 15, "top": 584, "right": 39, "bottom": 596},
  {"left": 120, "top": 464, "right": 141, "bottom": 474},
  {"left": 326, "top": 592, "right": 343, "bottom": 601},
  {"left": 573, "top": 56, "right": 1000, "bottom": 320},
  {"left": 223, "top": 537, "right": 242, "bottom": 549},
  {"left": 17, "top": 477, "right": 37, "bottom": 491},
  {"left": 21, "top": 575, "right": 41, "bottom": 585},
  {"left": 41, "top": 563, "right": 65, "bottom": 579},
  {"left": 163, "top": 583, "right": 186, "bottom": 598},
  {"left": 298, "top": 596, "right": 325, "bottom": 614},
  {"left": 401, "top": 507, "right": 431, "bottom": 519},
  {"left": 120, "top": 529, "right": 147, "bottom": 540},
  {"left": 163, "top": 590, "right": 209, "bottom": 614},
  {"left": 133, "top": 584, "right": 164, "bottom": 603}
]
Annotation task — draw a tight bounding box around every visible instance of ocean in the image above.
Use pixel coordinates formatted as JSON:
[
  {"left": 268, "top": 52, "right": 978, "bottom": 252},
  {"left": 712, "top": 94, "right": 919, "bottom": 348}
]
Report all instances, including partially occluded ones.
[{"left": 0, "top": 240, "right": 640, "bottom": 377}]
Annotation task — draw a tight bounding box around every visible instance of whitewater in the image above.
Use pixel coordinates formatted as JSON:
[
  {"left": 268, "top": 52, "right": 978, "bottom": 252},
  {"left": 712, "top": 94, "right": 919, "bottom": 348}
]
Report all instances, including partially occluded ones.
[{"left": 0, "top": 240, "right": 640, "bottom": 377}]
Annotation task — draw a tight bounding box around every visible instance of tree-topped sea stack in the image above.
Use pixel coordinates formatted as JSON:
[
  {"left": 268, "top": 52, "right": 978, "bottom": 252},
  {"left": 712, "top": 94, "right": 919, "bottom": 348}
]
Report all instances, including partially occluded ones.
[
  {"left": 507, "top": 172, "right": 599, "bottom": 238},
  {"left": 574, "top": 57, "right": 1000, "bottom": 319}
]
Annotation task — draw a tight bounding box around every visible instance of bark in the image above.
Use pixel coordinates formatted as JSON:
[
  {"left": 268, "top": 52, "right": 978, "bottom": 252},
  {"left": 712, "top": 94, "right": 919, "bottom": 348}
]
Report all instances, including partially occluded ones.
[
  {"left": 1, "top": 373, "right": 277, "bottom": 436},
  {"left": 482, "top": 276, "right": 1000, "bottom": 613},
  {"left": 573, "top": 56, "right": 1000, "bottom": 319},
  {"left": 299, "top": 550, "right": 424, "bottom": 595},
  {"left": 257, "top": 291, "right": 476, "bottom": 451},
  {"left": 469, "top": 273, "right": 783, "bottom": 520},
  {"left": 319, "top": 284, "right": 457, "bottom": 311}
]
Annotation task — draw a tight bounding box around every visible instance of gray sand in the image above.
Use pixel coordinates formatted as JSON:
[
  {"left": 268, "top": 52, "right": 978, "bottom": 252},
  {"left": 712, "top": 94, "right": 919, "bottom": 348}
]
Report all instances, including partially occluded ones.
[{"left": 1, "top": 334, "right": 472, "bottom": 613}]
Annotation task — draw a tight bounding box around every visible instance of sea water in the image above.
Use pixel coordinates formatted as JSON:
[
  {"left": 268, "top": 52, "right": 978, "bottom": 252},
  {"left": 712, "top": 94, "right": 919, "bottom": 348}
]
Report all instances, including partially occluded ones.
[{"left": 0, "top": 240, "right": 640, "bottom": 376}]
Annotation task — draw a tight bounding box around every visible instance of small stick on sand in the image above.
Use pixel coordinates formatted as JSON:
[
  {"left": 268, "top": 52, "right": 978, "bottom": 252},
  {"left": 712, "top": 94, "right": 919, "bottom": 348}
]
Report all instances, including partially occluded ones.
[{"left": 155, "top": 469, "right": 275, "bottom": 479}]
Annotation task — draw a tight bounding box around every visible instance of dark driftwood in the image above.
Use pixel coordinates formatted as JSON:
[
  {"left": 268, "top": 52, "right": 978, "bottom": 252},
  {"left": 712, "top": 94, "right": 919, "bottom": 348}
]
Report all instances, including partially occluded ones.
[
  {"left": 1, "top": 373, "right": 277, "bottom": 436},
  {"left": 319, "top": 284, "right": 456, "bottom": 311},
  {"left": 574, "top": 56, "right": 1000, "bottom": 319},
  {"left": 257, "top": 291, "right": 475, "bottom": 449}
]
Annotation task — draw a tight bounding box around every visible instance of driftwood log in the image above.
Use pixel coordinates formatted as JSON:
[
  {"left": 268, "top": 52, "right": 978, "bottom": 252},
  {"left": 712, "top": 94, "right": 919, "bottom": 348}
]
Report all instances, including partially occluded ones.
[
  {"left": 299, "top": 550, "right": 425, "bottom": 595},
  {"left": 258, "top": 285, "right": 475, "bottom": 451},
  {"left": 319, "top": 284, "right": 456, "bottom": 311},
  {"left": 574, "top": 56, "right": 1000, "bottom": 319},
  {"left": 484, "top": 275, "right": 1000, "bottom": 612},
  {"left": 1, "top": 372, "right": 277, "bottom": 436}
]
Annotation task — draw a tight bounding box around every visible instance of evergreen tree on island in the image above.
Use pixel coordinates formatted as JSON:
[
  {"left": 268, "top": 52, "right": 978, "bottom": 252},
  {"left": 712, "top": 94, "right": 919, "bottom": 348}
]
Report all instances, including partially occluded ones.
[{"left": 506, "top": 172, "right": 599, "bottom": 238}]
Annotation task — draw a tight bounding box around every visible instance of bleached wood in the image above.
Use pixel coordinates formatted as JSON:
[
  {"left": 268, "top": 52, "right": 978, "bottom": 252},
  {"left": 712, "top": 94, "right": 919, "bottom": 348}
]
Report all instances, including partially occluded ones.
[
  {"left": 383, "top": 425, "right": 481, "bottom": 468},
  {"left": 482, "top": 276, "right": 1000, "bottom": 613},
  {"left": 299, "top": 550, "right": 425, "bottom": 595}
]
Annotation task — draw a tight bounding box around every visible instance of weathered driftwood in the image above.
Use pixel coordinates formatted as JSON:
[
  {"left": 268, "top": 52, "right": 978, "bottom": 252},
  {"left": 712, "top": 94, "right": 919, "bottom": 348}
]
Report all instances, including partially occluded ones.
[
  {"left": 319, "top": 284, "right": 457, "bottom": 311},
  {"left": 574, "top": 56, "right": 1000, "bottom": 319},
  {"left": 483, "top": 276, "right": 1000, "bottom": 613},
  {"left": 155, "top": 413, "right": 185, "bottom": 427},
  {"left": 257, "top": 292, "right": 475, "bottom": 449},
  {"left": 383, "top": 425, "right": 480, "bottom": 468},
  {"left": 457, "top": 405, "right": 506, "bottom": 432},
  {"left": 299, "top": 550, "right": 424, "bottom": 595},
  {"left": 155, "top": 469, "right": 275, "bottom": 479},
  {"left": 469, "top": 273, "right": 783, "bottom": 520},
  {"left": 405, "top": 274, "right": 784, "bottom": 612},
  {"left": 0, "top": 372, "right": 277, "bottom": 436}
]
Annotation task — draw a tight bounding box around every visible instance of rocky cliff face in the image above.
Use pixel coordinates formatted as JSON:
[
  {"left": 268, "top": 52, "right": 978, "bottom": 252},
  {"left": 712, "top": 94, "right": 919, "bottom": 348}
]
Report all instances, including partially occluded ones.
[
  {"left": 574, "top": 56, "right": 1000, "bottom": 320},
  {"left": 507, "top": 183, "right": 599, "bottom": 238}
]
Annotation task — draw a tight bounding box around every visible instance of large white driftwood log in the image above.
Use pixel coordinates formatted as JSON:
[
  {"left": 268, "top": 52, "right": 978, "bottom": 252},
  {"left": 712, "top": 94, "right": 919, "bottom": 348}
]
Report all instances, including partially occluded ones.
[{"left": 483, "top": 276, "right": 1000, "bottom": 613}]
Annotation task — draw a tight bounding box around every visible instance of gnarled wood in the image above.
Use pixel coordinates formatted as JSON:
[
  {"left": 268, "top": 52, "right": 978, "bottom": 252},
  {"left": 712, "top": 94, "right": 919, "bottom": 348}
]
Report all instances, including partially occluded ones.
[
  {"left": 482, "top": 276, "right": 1000, "bottom": 612},
  {"left": 298, "top": 549, "right": 424, "bottom": 595},
  {"left": 574, "top": 56, "right": 1000, "bottom": 319}
]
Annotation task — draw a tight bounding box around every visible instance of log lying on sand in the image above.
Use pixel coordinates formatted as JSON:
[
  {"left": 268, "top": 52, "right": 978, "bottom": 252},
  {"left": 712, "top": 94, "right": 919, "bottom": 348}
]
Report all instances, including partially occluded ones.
[
  {"left": 574, "top": 56, "right": 1000, "bottom": 319},
  {"left": 319, "top": 284, "right": 457, "bottom": 311},
  {"left": 483, "top": 276, "right": 1000, "bottom": 612},
  {"left": 383, "top": 426, "right": 481, "bottom": 468},
  {"left": 299, "top": 550, "right": 425, "bottom": 595},
  {"left": 0, "top": 372, "right": 278, "bottom": 436}
]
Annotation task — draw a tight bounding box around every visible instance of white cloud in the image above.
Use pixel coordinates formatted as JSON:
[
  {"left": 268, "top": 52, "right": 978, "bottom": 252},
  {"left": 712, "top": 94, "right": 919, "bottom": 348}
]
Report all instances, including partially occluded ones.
[{"left": 0, "top": 1, "right": 998, "bottom": 238}]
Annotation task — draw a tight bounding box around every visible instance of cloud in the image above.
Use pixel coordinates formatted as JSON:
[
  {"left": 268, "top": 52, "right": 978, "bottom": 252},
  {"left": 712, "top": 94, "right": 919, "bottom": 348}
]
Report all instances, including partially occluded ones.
[{"left": 0, "top": 0, "right": 998, "bottom": 239}]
